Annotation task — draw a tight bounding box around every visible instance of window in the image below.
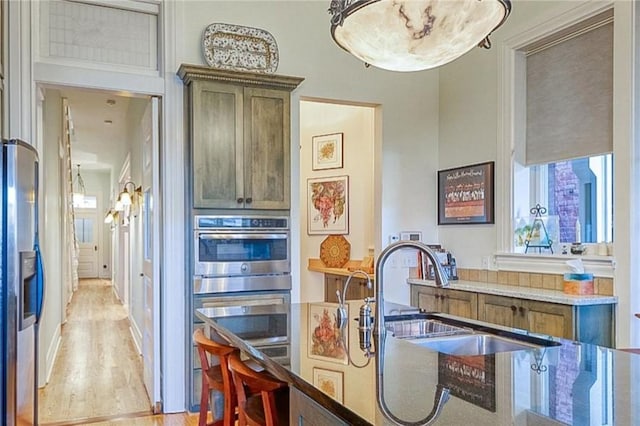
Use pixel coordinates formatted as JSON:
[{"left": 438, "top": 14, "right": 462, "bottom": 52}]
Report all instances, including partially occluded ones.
[
  {"left": 514, "top": 154, "right": 613, "bottom": 251},
  {"left": 510, "top": 11, "right": 613, "bottom": 254},
  {"left": 74, "top": 217, "right": 94, "bottom": 243},
  {"left": 73, "top": 195, "right": 97, "bottom": 209}
]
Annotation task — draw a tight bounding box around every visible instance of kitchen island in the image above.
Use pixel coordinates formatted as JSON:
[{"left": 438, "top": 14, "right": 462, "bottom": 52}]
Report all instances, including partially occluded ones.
[{"left": 196, "top": 301, "right": 639, "bottom": 425}]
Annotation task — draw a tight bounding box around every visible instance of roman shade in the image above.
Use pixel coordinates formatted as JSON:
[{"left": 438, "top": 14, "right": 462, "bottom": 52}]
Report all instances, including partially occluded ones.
[{"left": 525, "top": 19, "right": 613, "bottom": 166}]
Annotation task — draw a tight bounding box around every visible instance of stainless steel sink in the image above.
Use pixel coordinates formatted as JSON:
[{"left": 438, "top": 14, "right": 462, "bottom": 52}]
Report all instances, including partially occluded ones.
[
  {"left": 386, "top": 318, "right": 472, "bottom": 339},
  {"left": 407, "top": 333, "right": 542, "bottom": 355}
]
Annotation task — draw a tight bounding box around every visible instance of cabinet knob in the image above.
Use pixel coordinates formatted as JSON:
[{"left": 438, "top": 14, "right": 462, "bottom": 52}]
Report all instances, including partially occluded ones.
[
  {"left": 510, "top": 305, "right": 517, "bottom": 312},
  {"left": 519, "top": 306, "right": 526, "bottom": 315},
  {"left": 237, "top": 197, "right": 244, "bottom": 204},
  {"left": 245, "top": 197, "right": 253, "bottom": 204}
]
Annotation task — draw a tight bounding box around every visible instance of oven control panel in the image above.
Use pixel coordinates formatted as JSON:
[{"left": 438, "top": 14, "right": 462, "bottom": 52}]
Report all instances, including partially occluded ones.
[{"left": 196, "top": 215, "right": 288, "bottom": 230}]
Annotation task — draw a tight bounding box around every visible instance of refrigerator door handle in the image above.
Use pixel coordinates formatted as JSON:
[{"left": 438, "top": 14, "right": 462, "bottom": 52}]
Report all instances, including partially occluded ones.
[{"left": 35, "top": 241, "right": 45, "bottom": 323}]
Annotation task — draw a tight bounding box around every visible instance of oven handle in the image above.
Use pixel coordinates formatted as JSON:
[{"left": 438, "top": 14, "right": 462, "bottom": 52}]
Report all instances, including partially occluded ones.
[{"left": 197, "top": 233, "right": 288, "bottom": 240}]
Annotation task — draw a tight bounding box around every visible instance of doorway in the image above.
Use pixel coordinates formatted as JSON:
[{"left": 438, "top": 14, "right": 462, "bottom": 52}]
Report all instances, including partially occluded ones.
[
  {"left": 36, "top": 86, "right": 162, "bottom": 424},
  {"left": 298, "top": 100, "right": 377, "bottom": 302}
]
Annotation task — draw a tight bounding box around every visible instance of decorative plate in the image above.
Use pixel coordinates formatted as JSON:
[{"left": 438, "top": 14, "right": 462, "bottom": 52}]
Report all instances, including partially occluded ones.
[
  {"left": 202, "top": 23, "right": 279, "bottom": 73},
  {"left": 320, "top": 235, "right": 351, "bottom": 268}
]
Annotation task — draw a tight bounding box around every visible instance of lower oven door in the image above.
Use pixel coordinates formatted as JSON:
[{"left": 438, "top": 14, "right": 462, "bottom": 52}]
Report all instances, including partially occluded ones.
[
  {"left": 193, "top": 292, "right": 291, "bottom": 345},
  {"left": 196, "top": 300, "right": 290, "bottom": 346},
  {"left": 191, "top": 292, "right": 291, "bottom": 409}
]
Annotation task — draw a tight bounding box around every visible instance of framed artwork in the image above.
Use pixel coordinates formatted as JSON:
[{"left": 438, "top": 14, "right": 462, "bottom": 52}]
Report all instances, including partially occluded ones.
[
  {"left": 307, "top": 176, "right": 349, "bottom": 235},
  {"left": 308, "top": 302, "right": 348, "bottom": 365},
  {"left": 438, "top": 161, "right": 495, "bottom": 225},
  {"left": 312, "top": 133, "right": 343, "bottom": 170},
  {"left": 313, "top": 368, "right": 344, "bottom": 403},
  {"left": 438, "top": 354, "right": 496, "bottom": 412}
]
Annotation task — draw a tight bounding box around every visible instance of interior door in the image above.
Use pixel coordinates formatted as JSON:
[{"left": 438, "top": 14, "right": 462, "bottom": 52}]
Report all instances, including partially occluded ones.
[
  {"left": 74, "top": 211, "right": 99, "bottom": 278},
  {"left": 141, "top": 96, "right": 161, "bottom": 411}
]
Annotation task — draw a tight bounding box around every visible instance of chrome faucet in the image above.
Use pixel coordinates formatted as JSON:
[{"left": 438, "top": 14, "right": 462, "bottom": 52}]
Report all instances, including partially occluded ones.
[
  {"left": 336, "top": 269, "right": 372, "bottom": 328},
  {"left": 374, "top": 241, "right": 451, "bottom": 426},
  {"left": 374, "top": 241, "right": 449, "bottom": 337}
]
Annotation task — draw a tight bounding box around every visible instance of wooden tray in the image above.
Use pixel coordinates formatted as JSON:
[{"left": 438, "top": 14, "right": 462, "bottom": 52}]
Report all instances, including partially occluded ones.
[{"left": 319, "top": 235, "right": 350, "bottom": 268}]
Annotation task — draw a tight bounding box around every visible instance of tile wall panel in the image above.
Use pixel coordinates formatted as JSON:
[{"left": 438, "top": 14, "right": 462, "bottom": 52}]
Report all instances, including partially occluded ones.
[{"left": 42, "top": 1, "right": 157, "bottom": 70}]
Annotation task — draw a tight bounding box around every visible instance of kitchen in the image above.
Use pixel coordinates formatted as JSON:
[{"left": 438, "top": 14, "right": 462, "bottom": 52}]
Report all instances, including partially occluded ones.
[{"left": 1, "top": 0, "right": 639, "bottom": 424}]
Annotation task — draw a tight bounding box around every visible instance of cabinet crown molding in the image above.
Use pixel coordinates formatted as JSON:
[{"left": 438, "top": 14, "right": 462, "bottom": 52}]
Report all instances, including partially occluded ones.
[{"left": 177, "top": 63, "right": 304, "bottom": 91}]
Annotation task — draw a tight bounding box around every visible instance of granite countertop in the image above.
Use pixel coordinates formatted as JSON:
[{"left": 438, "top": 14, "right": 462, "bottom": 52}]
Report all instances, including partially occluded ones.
[
  {"left": 196, "top": 301, "right": 637, "bottom": 425},
  {"left": 407, "top": 278, "right": 618, "bottom": 306}
]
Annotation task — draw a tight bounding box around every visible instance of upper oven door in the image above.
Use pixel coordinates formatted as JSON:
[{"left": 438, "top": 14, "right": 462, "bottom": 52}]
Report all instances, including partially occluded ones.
[{"left": 195, "top": 232, "right": 290, "bottom": 276}]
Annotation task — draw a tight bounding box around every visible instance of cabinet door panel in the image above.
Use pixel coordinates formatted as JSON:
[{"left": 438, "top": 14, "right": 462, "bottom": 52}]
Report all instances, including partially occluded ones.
[
  {"left": 324, "top": 274, "right": 343, "bottom": 303},
  {"left": 192, "top": 81, "right": 243, "bottom": 208},
  {"left": 524, "top": 300, "right": 573, "bottom": 339},
  {"left": 244, "top": 87, "right": 290, "bottom": 209},
  {"left": 477, "top": 294, "right": 518, "bottom": 329},
  {"left": 411, "top": 287, "right": 440, "bottom": 312},
  {"left": 445, "top": 289, "right": 477, "bottom": 320}
]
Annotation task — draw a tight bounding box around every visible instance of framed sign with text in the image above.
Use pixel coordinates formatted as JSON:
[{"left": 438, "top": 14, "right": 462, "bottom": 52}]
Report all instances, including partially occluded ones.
[{"left": 438, "top": 161, "right": 495, "bottom": 225}]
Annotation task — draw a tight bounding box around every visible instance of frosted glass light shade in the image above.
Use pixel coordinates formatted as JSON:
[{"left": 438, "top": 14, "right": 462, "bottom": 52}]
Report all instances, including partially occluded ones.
[
  {"left": 120, "top": 190, "right": 132, "bottom": 206},
  {"left": 330, "top": 0, "right": 511, "bottom": 72}
]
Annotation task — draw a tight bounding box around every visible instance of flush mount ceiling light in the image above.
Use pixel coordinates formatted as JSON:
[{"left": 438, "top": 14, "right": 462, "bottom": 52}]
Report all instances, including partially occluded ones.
[{"left": 329, "top": 0, "right": 511, "bottom": 72}]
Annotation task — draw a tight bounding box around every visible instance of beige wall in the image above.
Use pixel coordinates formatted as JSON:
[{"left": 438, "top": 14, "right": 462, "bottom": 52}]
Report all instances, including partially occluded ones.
[{"left": 299, "top": 101, "right": 375, "bottom": 301}]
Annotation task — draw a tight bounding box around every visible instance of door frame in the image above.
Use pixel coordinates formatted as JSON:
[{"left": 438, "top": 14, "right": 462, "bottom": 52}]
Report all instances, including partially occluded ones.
[
  {"left": 12, "top": 0, "right": 186, "bottom": 409},
  {"left": 35, "top": 81, "right": 165, "bottom": 410}
]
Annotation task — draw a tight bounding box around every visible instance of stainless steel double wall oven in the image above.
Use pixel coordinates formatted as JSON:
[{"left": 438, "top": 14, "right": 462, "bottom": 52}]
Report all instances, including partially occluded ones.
[{"left": 190, "top": 215, "right": 291, "bottom": 409}]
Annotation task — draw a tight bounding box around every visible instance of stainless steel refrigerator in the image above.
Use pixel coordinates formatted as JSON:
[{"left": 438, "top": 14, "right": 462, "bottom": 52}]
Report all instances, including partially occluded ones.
[{"left": 1, "top": 139, "right": 45, "bottom": 425}]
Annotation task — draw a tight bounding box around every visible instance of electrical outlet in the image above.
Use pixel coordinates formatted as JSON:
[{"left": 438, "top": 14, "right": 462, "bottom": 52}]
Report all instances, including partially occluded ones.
[
  {"left": 481, "top": 256, "right": 490, "bottom": 269},
  {"left": 405, "top": 253, "right": 418, "bottom": 268}
]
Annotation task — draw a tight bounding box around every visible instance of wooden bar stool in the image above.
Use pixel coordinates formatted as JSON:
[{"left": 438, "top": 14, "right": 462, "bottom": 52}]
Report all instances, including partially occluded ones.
[
  {"left": 228, "top": 351, "right": 289, "bottom": 426},
  {"left": 193, "top": 329, "right": 238, "bottom": 426}
]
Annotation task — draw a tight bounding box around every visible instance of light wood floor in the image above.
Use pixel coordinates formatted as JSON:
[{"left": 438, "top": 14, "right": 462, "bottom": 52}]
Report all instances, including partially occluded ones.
[
  {"left": 39, "top": 412, "right": 200, "bottom": 426},
  {"left": 38, "top": 279, "right": 154, "bottom": 425}
]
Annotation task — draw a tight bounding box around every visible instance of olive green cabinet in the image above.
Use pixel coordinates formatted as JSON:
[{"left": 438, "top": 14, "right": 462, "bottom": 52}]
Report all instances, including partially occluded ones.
[{"left": 179, "top": 65, "right": 303, "bottom": 210}]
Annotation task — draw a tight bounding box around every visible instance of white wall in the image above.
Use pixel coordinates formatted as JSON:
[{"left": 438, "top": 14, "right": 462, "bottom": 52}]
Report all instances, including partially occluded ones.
[
  {"left": 299, "top": 101, "right": 375, "bottom": 301},
  {"left": 125, "top": 97, "right": 148, "bottom": 345},
  {"left": 39, "top": 89, "right": 63, "bottom": 387},
  {"left": 437, "top": 0, "right": 582, "bottom": 269}
]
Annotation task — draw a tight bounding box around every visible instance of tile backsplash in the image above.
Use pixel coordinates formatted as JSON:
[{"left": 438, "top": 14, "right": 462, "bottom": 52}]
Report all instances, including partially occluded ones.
[{"left": 456, "top": 268, "right": 614, "bottom": 296}]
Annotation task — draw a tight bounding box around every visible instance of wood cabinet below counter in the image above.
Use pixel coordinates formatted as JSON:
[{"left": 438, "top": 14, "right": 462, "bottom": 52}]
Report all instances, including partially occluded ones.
[
  {"left": 410, "top": 284, "right": 614, "bottom": 347},
  {"left": 411, "top": 286, "right": 477, "bottom": 319}
]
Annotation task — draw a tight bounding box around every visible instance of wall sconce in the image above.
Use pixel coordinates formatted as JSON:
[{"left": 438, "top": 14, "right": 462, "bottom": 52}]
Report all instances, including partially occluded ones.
[
  {"left": 104, "top": 209, "right": 115, "bottom": 224},
  {"left": 118, "top": 181, "right": 142, "bottom": 207}
]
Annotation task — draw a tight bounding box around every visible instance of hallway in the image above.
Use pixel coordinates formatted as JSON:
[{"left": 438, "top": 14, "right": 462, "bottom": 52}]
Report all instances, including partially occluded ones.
[{"left": 38, "top": 279, "right": 151, "bottom": 425}]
